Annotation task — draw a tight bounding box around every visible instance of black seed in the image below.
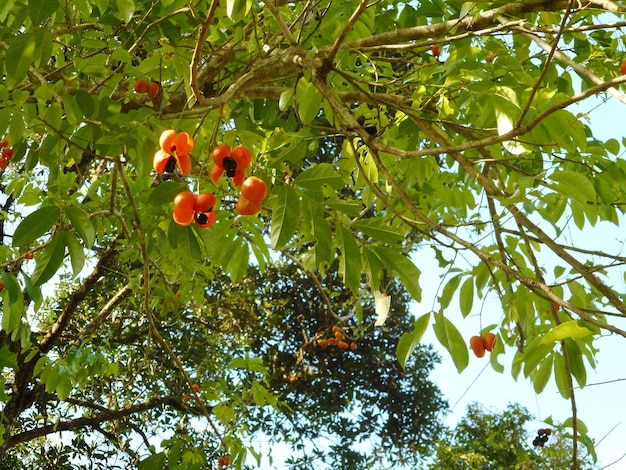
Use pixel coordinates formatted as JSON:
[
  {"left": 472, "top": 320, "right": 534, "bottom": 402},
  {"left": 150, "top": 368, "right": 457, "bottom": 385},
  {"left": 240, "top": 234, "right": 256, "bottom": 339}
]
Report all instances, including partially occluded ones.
[
  {"left": 164, "top": 156, "right": 177, "bottom": 173},
  {"left": 195, "top": 213, "right": 209, "bottom": 225},
  {"left": 223, "top": 156, "right": 237, "bottom": 177}
]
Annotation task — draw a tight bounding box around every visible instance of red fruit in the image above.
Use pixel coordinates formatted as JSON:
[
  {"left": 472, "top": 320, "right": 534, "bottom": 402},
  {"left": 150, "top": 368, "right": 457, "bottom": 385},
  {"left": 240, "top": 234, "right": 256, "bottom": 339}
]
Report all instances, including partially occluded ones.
[
  {"left": 621, "top": 59, "right": 626, "bottom": 75},
  {"left": 194, "top": 192, "right": 216, "bottom": 228},
  {"left": 0, "top": 139, "right": 8, "bottom": 148},
  {"left": 173, "top": 191, "right": 197, "bottom": 226},
  {"left": 24, "top": 252, "right": 34, "bottom": 260},
  {"left": 147, "top": 81, "right": 160, "bottom": 98},
  {"left": 182, "top": 394, "right": 191, "bottom": 402},
  {"left": 470, "top": 335, "right": 486, "bottom": 358},
  {"left": 191, "top": 383, "right": 201, "bottom": 393},
  {"left": 338, "top": 341, "right": 349, "bottom": 349},
  {"left": 0, "top": 159, "right": 7, "bottom": 170},
  {"left": 218, "top": 455, "right": 230, "bottom": 467},
  {"left": 177, "top": 152, "right": 192, "bottom": 176},
  {"left": 349, "top": 342, "right": 357, "bottom": 351},
  {"left": 153, "top": 149, "right": 176, "bottom": 174},
  {"left": 174, "top": 132, "right": 194, "bottom": 157},
  {"left": 432, "top": 45, "right": 441, "bottom": 57},
  {"left": 545, "top": 428, "right": 552, "bottom": 436},
  {"left": 2, "top": 148, "right": 13, "bottom": 160},
  {"left": 0, "top": 280, "right": 5, "bottom": 292},
  {"left": 486, "top": 52, "right": 498, "bottom": 63},
  {"left": 481, "top": 332, "right": 497, "bottom": 352},
  {"left": 241, "top": 176, "right": 267, "bottom": 203},
  {"left": 230, "top": 145, "right": 252, "bottom": 185},
  {"left": 236, "top": 195, "right": 262, "bottom": 216},
  {"left": 159, "top": 129, "right": 177, "bottom": 153},
  {"left": 210, "top": 144, "right": 232, "bottom": 182},
  {"left": 133, "top": 79, "right": 148, "bottom": 93}
]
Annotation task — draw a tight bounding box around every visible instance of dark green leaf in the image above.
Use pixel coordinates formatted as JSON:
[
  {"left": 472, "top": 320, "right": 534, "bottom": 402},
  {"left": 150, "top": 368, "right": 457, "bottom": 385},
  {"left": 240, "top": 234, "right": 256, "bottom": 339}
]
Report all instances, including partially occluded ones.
[
  {"left": 337, "top": 225, "right": 361, "bottom": 294},
  {"left": 31, "top": 231, "right": 66, "bottom": 286},
  {"left": 29, "top": 0, "right": 60, "bottom": 25},
  {"left": 372, "top": 246, "right": 421, "bottom": 301},
  {"left": 295, "top": 163, "right": 345, "bottom": 190},
  {"left": 64, "top": 231, "right": 85, "bottom": 276},
  {"left": 66, "top": 205, "right": 96, "bottom": 248},
  {"left": 13, "top": 206, "right": 60, "bottom": 248}
]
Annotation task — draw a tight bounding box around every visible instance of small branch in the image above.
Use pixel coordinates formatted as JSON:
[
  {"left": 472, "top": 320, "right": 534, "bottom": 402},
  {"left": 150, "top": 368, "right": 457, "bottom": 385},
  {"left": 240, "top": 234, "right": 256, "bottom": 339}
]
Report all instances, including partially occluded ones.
[
  {"left": 327, "top": 0, "right": 370, "bottom": 63},
  {"left": 189, "top": 0, "right": 220, "bottom": 105}
]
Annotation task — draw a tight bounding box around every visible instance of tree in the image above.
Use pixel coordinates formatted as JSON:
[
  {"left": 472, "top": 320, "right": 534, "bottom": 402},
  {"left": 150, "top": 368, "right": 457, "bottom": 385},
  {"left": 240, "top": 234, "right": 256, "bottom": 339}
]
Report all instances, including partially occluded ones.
[
  {"left": 429, "top": 402, "right": 597, "bottom": 470},
  {"left": 0, "top": 0, "right": 625, "bottom": 468}
]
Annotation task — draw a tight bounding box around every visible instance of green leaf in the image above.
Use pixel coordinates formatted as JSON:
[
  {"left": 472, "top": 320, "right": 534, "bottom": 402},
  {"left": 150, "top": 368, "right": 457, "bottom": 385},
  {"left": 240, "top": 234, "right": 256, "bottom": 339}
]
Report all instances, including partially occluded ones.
[
  {"left": 532, "top": 354, "right": 553, "bottom": 394},
  {"left": 138, "top": 453, "right": 166, "bottom": 470},
  {"left": 115, "top": 0, "right": 134, "bottom": 22},
  {"left": 226, "top": 0, "right": 250, "bottom": 22},
  {"left": 549, "top": 170, "right": 596, "bottom": 207},
  {"left": 352, "top": 218, "right": 405, "bottom": 245},
  {"left": 0, "top": 346, "right": 17, "bottom": 370},
  {"left": 553, "top": 352, "right": 570, "bottom": 399},
  {"left": 147, "top": 181, "right": 186, "bottom": 205},
  {"left": 31, "top": 231, "right": 66, "bottom": 286},
  {"left": 433, "top": 311, "right": 468, "bottom": 373},
  {"left": 337, "top": 225, "right": 361, "bottom": 294},
  {"left": 372, "top": 246, "right": 421, "bottom": 301},
  {"left": 64, "top": 231, "right": 85, "bottom": 276},
  {"left": 5, "top": 33, "right": 37, "bottom": 86},
  {"left": 66, "top": 205, "right": 95, "bottom": 248},
  {"left": 167, "top": 223, "right": 201, "bottom": 259},
  {"left": 13, "top": 206, "right": 60, "bottom": 248},
  {"left": 75, "top": 89, "right": 95, "bottom": 118},
  {"left": 459, "top": 277, "right": 473, "bottom": 317},
  {"left": 539, "top": 321, "right": 593, "bottom": 345},
  {"left": 295, "top": 163, "right": 345, "bottom": 190},
  {"left": 225, "top": 238, "right": 249, "bottom": 283},
  {"left": 56, "top": 372, "right": 72, "bottom": 401},
  {"left": 29, "top": 0, "right": 59, "bottom": 25},
  {"left": 270, "top": 186, "right": 300, "bottom": 249},
  {"left": 439, "top": 273, "right": 461, "bottom": 309},
  {"left": 396, "top": 313, "right": 430, "bottom": 370},
  {"left": 565, "top": 338, "right": 587, "bottom": 389},
  {"left": 297, "top": 79, "right": 323, "bottom": 124}
]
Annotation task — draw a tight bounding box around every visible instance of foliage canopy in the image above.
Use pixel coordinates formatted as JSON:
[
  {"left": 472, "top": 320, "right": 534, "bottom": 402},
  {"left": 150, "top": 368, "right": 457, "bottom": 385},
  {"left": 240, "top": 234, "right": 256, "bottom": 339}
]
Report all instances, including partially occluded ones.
[{"left": 0, "top": 0, "right": 626, "bottom": 468}]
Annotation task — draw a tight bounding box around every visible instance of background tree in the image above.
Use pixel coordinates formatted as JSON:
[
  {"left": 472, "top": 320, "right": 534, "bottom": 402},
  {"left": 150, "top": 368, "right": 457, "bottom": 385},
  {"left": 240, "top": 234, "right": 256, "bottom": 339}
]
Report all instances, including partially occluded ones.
[
  {"left": 429, "top": 402, "right": 597, "bottom": 470},
  {"left": 0, "top": 0, "right": 625, "bottom": 468}
]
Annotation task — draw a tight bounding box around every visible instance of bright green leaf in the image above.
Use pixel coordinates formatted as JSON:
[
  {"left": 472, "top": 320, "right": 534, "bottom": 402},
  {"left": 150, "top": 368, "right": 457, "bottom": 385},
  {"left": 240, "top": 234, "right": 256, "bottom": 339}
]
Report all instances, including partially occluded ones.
[
  {"left": 433, "top": 311, "right": 468, "bottom": 373},
  {"left": 337, "top": 225, "right": 361, "bottom": 294},
  {"left": 29, "top": 0, "right": 60, "bottom": 25},
  {"left": 372, "top": 246, "right": 421, "bottom": 301},
  {"left": 270, "top": 186, "right": 300, "bottom": 249},
  {"left": 295, "top": 163, "right": 345, "bottom": 190},
  {"left": 66, "top": 205, "right": 96, "bottom": 248},
  {"left": 539, "top": 321, "right": 593, "bottom": 345},
  {"left": 396, "top": 313, "right": 430, "bottom": 370},
  {"left": 459, "top": 277, "right": 473, "bottom": 317}
]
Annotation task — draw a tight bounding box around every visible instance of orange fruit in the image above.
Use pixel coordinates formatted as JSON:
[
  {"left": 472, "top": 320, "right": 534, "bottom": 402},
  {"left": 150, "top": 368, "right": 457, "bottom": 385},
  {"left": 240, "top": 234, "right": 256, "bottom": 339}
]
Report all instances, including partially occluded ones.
[
  {"left": 482, "top": 332, "right": 496, "bottom": 352},
  {"left": 133, "top": 79, "right": 148, "bottom": 93},
  {"left": 147, "top": 81, "right": 160, "bottom": 98},
  {"left": 241, "top": 176, "right": 268, "bottom": 203},
  {"left": 470, "top": 335, "right": 486, "bottom": 358},
  {"left": 236, "top": 195, "right": 262, "bottom": 216},
  {"left": 173, "top": 191, "right": 197, "bottom": 226}
]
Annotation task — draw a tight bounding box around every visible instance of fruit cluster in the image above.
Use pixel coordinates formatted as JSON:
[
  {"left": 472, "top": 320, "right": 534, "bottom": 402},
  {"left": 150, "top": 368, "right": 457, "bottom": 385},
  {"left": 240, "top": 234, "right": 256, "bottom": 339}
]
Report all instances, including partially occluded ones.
[
  {"left": 152, "top": 130, "right": 268, "bottom": 227},
  {"left": 0, "top": 139, "right": 14, "bottom": 169},
  {"left": 469, "top": 332, "right": 496, "bottom": 358},
  {"left": 318, "top": 325, "right": 357, "bottom": 351},
  {"left": 133, "top": 79, "right": 160, "bottom": 98},
  {"left": 217, "top": 455, "right": 230, "bottom": 467},
  {"left": 533, "top": 428, "right": 552, "bottom": 447}
]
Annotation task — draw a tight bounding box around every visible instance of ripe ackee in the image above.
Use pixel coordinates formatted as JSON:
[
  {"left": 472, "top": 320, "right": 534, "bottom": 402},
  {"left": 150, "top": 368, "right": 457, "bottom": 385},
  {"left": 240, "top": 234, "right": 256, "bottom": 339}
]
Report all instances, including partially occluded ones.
[
  {"left": 133, "top": 79, "right": 148, "bottom": 93},
  {"left": 432, "top": 45, "right": 441, "bottom": 57},
  {"left": 469, "top": 335, "right": 486, "bottom": 358},
  {"left": 240, "top": 176, "right": 268, "bottom": 203},
  {"left": 154, "top": 129, "right": 194, "bottom": 175},
  {"left": 235, "top": 195, "right": 262, "bottom": 216},
  {"left": 211, "top": 144, "right": 252, "bottom": 186},
  {"left": 173, "top": 191, "right": 216, "bottom": 228}
]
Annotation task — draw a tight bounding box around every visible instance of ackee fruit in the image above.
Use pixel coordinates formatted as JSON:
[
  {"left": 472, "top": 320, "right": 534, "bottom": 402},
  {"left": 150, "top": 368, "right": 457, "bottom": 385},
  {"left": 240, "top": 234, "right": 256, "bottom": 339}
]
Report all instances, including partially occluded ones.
[
  {"left": 470, "top": 335, "right": 486, "bottom": 358},
  {"left": 241, "top": 176, "right": 267, "bottom": 203}
]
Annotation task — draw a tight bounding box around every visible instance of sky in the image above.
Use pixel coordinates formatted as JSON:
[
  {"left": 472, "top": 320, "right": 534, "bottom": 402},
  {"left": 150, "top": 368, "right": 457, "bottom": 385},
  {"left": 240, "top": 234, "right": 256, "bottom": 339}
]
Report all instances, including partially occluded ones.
[{"left": 415, "top": 92, "right": 626, "bottom": 469}]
